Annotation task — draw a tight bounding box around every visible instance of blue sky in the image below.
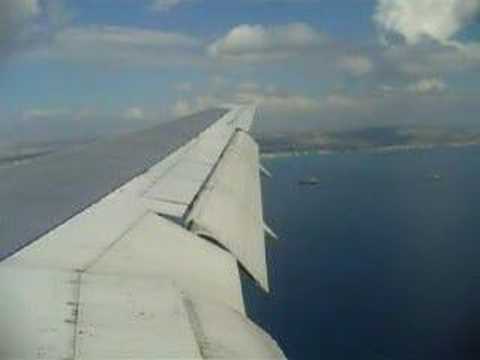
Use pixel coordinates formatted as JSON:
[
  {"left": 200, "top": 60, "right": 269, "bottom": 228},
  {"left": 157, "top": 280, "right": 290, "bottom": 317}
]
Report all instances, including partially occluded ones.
[{"left": 0, "top": 0, "right": 479, "bottom": 142}]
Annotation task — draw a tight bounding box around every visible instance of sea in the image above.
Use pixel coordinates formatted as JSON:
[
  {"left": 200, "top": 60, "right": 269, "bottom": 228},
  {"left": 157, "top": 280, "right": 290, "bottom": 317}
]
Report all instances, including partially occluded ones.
[{"left": 242, "top": 146, "right": 480, "bottom": 360}]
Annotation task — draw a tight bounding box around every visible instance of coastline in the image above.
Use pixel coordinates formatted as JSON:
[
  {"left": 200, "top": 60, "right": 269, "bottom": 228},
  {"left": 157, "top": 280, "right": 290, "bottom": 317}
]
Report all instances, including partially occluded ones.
[{"left": 260, "top": 141, "right": 480, "bottom": 159}]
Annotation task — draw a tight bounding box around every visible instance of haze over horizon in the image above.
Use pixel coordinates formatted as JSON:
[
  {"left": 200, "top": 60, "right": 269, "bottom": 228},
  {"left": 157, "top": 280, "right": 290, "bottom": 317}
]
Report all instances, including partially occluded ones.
[{"left": 1, "top": 0, "right": 479, "bottom": 142}]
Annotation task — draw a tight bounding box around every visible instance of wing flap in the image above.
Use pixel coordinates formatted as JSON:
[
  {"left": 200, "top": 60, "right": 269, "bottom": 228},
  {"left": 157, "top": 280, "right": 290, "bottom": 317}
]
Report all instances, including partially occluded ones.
[
  {"left": 138, "top": 106, "right": 254, "bottom": 218},
  {"left": 185, "top": 298, "right": 285, "bottom": 359},
  {"left": 187, "top": 130, "right": 269, "bottom": 291}
]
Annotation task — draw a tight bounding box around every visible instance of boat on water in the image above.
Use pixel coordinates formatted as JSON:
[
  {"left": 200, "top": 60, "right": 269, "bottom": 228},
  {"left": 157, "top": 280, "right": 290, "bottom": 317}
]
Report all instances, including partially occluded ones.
[{"left": 298, "top": 176, "right": 320, "bottom": 186}]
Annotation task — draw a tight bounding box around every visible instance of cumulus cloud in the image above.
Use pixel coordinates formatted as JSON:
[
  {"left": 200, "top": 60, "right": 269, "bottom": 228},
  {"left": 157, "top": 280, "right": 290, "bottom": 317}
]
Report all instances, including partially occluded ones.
[
  {"left": 124, "top": 107, "right": 145, "bottom": 120},
  {"left": 171, "top": 99, "right": 195, "bottom": 117},
  {"left": 0, "top": 0, "right": 40, "bottom": 55},
  {"left": 234, "top": 91, "right": 322, "bottom": 113},
  {"left": 150, "top": 0, "right": 193, "bottom": 12},
  {"left": 171, "top": 82, "right": 324, "bottom": 123},
  {"left": 208, "top": 23, "right": 327, "bottom": 62},
  {"left": 374, "top": 0, "right": 480, "bottom": 45},
  {"left": 382, "top": 41, "right": 480, "bottom": 76},
  {"left": 325, "top": 94, "right": 361, "bottom": 109},
  {"left": 22, "top": 107, "right": 71, "bottom": 121},
  {"left": 0, "top": 0, "right": 199, "bottom": 67},
  {"left": 338, "top": 55, "right": 374, "bottom": 76},
  {"left": 4, "top": 105, "right": 167, "bottom": 143},
  {"left": 186, "top": 82, "right": 324, "bottom": 113},
  {"left": 30, "top": 25, "right": 202, "bottom": 67},
  {"left": 175, "top": 82, "right": 193, "bottom": 92},
  {"left": 407, "top": 78, "right": 447, "bottom": 94},
  {"left": 0, "top": 0, "right": 70, "bottom": 60},
  {"left": 171, "top": 95, "right": 239, "bottom": 118},
  {"left": 237, "top": 82, "right": 260, "bottom": 92}
]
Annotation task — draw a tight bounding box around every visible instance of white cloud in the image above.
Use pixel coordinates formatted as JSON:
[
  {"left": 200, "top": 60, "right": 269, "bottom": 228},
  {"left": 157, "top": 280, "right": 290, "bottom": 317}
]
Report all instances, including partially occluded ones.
[
  {"left": 265, "top": 84, "right": 278, "bottom": 94},
  {"left": 0, "top": 0, "right": 40, "bottom": 26},
  {"left": 210, "top": 75, "right": 230, "bottom": 88},
  {"left": 22, "top": 107, "right": 71, "bottom": 120},
  {"left": 0, "top": 0, "right": 40, "bottom": 54},
  {"left": 171, "top": 95, "right": 236, "bottom": 118},
  {"left": 0, "top": 0, "right": 71, "bottom": 60},
  {"left": 452, "top": 41, "right": 480, "bottom": 65},
  {"left": 124, "top": 107, "right": 145, "bottom": 120},
  {"left": 407, "top": 78, "right": 447, "bottom": 94},
  {"left": 171, "top": 80, "right": 371, "bottom": 123},
  {"left": 170, "top": 95, "right": 233, "bottom": 118},
  {"left": 208, "top": 22, "right": 327, "bottom": 62},
  {"left": 30, "top": 25, "right": 202, "bottom": 67},
  {"left": 171, "top": 83, "right": 323, "bottom": 124},
  {"left": 175, "top": 82, "right": 193, "bottom": 92},
  {"left": 374, "top": 0, "right": 480, "bottom": 45},
  {"left": 237, "top": 82, "right": 260, "bottom": 92},
  {"left": 150, "top": 0, "right": 192, "bottom": 12},
  {"left": 383, "top": 41, "right": 480, "bottom": 76},
  {"left": 235, "top": 91, "right": 322, "bottom": 113},
  {"left": 171, "top": 99, "right": 195, "bottom": 117},
  {"left": 325, "top": 94, "right": 361, "bottom": 109},
  {"left": 338, "top": 55, "right": 374, "bottom": 76}
]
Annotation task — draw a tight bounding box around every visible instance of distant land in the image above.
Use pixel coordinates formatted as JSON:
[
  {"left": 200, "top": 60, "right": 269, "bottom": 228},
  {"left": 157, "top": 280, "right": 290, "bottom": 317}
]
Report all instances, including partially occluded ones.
[
  {"left": 255, "top": 126, "right": 480, "bottom": 156},
  {"left": 2, "top": 126, "right": 480, "bottom": 168},
  {"left": 0, "top": 138, "right": 97, "bottom": 168}
]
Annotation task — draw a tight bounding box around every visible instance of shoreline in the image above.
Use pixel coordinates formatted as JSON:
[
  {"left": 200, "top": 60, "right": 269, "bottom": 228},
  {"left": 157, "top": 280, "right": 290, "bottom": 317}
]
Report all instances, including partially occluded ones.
[{"left": 260, "top": 142, "right": 480, "bottom": 159}]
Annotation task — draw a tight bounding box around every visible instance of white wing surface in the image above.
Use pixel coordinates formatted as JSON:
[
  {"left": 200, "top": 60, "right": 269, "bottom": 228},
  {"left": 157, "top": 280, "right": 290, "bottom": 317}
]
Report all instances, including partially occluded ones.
[
  {"left": 187, "top": 130, "right": 269, "bottom": 291},
  {"left": 0, "top": 106, "right": 285, "bottom": 359}
]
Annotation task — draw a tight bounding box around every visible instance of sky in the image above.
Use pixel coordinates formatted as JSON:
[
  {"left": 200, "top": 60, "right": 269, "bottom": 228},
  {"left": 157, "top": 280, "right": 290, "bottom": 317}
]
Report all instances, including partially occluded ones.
[{"left": 0, "top": 0, "right": 479, "bottom": 142}]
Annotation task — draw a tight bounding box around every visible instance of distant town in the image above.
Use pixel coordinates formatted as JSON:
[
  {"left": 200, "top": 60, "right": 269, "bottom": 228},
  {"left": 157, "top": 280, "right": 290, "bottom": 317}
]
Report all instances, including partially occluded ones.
[{"left": 255, "top": 126, "right": 480, "bottom": 156}]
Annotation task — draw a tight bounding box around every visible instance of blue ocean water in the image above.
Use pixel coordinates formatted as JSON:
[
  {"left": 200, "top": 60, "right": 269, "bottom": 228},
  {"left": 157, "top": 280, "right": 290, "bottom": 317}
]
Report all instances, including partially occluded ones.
[{"left": 242, "top": 146, "right": 480, "bottom": 360}]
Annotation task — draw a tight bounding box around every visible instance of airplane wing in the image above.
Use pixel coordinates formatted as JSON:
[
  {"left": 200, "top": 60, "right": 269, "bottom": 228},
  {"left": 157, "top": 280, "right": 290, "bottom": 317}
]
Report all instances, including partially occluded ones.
[{"left": 0, "top": 106, "right": 285, "bottom": 359}]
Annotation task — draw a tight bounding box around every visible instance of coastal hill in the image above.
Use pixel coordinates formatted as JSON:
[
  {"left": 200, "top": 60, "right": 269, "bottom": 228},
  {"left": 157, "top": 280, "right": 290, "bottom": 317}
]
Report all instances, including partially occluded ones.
[{"left": 255, "top": 127, "right": 480, "bottom": 154}]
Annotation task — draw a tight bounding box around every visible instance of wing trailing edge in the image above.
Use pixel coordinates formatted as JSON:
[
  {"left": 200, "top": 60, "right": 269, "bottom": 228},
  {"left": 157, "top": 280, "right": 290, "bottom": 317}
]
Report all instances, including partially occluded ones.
[
  {"left": 0, "top": 105, "right": 285, "bottom": 359},
  {"left": 186, "top": 130, "right": 270, "bottom": 291}
]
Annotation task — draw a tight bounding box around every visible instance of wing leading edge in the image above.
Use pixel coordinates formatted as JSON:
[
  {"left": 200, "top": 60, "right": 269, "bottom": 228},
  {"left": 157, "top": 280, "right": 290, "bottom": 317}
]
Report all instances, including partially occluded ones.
[{"left": 0, "top": 106, "right": 285, "bottom": 359}]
